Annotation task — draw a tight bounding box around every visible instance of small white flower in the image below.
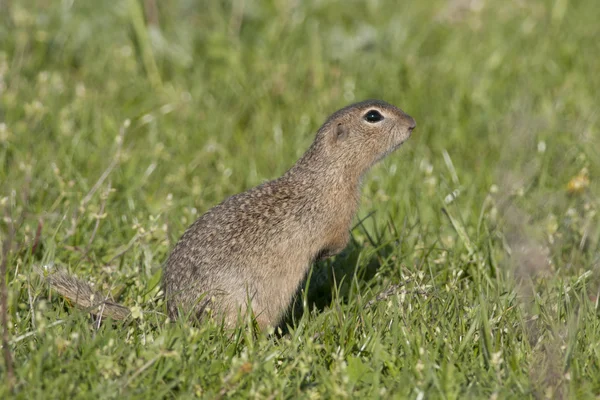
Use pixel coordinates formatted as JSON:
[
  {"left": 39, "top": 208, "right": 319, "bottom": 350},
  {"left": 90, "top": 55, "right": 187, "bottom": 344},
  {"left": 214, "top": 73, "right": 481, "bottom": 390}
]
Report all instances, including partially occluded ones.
[{"left": 537, "top": 141, "right": 546, "bottom": 153}]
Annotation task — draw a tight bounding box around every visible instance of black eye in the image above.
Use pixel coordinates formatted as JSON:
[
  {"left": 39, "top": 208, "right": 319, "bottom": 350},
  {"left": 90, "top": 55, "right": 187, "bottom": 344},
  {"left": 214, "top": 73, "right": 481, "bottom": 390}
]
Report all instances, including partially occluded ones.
[{"left": 364, "top": 110, "right": 384, "bottom": 123}]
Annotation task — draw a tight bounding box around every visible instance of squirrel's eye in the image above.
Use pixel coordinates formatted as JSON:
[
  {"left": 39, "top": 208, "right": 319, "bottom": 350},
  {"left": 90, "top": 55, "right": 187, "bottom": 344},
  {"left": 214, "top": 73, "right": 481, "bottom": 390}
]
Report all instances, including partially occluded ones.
[{"left": 364, "top": 110, "right": 384, "bottom": 123}]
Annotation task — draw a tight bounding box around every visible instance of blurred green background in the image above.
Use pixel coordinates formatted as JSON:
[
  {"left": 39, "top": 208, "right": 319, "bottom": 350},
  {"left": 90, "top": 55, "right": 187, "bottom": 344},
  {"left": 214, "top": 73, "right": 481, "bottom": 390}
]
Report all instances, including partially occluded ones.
[{"left": 1, "top": 0, "right": 599, "bottom": 398}]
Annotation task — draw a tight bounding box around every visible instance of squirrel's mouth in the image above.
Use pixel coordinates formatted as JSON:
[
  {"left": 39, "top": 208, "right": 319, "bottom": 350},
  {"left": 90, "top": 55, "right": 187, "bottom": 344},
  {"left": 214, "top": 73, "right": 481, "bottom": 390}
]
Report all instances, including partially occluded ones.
[
  {"left": 393, "top": 130, "right": 412, "bottom": 148},
  {"left": 390, "top": 140, "right": 406, "bottom": 153},
  {"left": 376, "top": 135, "right": 408, "bottom": 163}
]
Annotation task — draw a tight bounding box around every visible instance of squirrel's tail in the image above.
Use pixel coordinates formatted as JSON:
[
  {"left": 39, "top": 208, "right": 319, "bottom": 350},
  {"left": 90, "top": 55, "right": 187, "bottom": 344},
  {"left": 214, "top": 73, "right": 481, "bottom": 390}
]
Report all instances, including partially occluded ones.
[{"left": 44, "top": 270, "right": 130, "bottom": 320}]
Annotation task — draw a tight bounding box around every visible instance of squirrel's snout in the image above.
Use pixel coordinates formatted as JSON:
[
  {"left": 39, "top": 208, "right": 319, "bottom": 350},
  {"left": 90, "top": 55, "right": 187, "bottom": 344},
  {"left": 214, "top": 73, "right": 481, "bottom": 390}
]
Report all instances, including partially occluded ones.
[{"left": 406, "top": 116, "right": 416, "bottom": 132}]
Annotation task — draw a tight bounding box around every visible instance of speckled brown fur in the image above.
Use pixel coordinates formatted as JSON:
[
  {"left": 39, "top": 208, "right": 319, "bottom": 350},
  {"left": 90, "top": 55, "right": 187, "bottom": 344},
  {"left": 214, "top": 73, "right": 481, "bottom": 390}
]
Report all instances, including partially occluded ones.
[
  {"left": 163, "top": 99, "right": 415, "bottom": 328},
  {"left": 46, "top": 100, "right": 416, "bottom": 329}
]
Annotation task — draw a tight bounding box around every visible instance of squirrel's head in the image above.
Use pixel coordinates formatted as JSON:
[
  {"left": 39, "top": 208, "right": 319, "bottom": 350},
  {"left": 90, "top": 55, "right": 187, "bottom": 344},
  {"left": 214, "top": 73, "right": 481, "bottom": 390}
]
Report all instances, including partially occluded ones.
[{"left": 314, "top": 99, "right": 416, "bottom": 172}]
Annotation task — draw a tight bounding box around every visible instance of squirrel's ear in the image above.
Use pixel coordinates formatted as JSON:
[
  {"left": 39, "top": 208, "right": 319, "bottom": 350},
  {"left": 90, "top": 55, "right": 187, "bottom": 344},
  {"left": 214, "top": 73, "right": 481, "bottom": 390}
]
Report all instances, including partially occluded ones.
[{"left": 335, "top": 123, "right": 348, "bottom": 141}]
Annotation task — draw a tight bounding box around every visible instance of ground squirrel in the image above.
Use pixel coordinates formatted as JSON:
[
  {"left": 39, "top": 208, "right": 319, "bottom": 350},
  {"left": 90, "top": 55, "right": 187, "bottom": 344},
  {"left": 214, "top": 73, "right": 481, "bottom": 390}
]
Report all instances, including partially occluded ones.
[{"left": 47, "top": 99, "right": 416, "bottom": 329}]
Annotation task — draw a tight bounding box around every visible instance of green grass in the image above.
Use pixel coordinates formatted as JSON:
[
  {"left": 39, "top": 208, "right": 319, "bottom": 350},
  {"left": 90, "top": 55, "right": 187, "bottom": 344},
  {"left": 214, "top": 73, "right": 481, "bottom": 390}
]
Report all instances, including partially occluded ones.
[{"left": 1, "top": 0, "right": 599, "bottom": 398}]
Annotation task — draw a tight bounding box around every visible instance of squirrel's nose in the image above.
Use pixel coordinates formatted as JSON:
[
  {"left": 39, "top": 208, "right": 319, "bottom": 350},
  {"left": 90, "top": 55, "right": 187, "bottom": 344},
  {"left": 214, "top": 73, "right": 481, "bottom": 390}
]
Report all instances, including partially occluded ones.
[{"left": 407, "top": 117, "right": 416, "bottom": 131}]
